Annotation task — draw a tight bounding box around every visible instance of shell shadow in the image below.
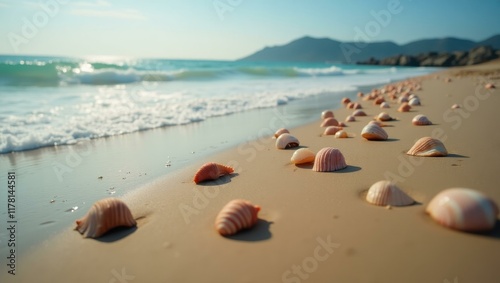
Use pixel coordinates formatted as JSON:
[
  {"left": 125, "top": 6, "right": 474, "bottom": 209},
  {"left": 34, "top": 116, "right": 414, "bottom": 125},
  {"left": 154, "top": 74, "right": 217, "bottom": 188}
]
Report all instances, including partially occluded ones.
[
  {"left": 226, "top": 219, "right": 273, "bottom": 242},
  {"left": 195, "top": 173, "right": 239, "bottom": 186},
  {"left": 468, "top": 220, "right": 500, "bottom": 240},
  {"left": 335, "top": 165, "right": 362, "bottom": 173},
  {"left": 284, "top": 145, "right": 308, "bottom": 150},
  {"left": 295, "top": 163, "right": 314, "bottom": 169},
  {"left": 446, "top": 154, "right": 469, "bottom": 158},
  {"left": 95, "top": 226, "right": 138, "bottom": 243}
]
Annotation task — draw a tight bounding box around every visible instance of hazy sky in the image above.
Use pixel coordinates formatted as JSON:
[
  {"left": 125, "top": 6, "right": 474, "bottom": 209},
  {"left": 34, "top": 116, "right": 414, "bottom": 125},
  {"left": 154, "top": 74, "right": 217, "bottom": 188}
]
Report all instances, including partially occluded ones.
[{"left": 1, "top": 0, "right": 499, "bottom": 60}]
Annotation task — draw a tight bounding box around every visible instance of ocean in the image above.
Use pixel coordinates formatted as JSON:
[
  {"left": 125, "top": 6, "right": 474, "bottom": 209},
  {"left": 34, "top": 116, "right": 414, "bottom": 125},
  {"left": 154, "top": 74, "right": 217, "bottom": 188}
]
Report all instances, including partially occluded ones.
[{"left": 0, "top": 55, "right": 438, "bottom": 256}]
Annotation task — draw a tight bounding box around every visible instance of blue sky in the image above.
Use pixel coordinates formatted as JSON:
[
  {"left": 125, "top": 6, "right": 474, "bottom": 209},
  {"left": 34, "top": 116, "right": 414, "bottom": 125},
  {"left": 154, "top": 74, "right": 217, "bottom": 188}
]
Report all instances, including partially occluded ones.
[{"left": 0, "top": 0, "right": 499, "bottom": 60}]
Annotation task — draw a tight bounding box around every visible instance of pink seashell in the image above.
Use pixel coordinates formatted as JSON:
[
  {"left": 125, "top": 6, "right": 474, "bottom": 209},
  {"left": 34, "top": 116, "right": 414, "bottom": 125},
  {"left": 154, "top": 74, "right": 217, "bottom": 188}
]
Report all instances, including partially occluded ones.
[
  {"left": 193, "top": 162, "right": 234, "bottom": 183},
  {"left": 323, "top": 126, "right": 343, "bottom": 136},
  {"left": 276, "top": 133, "right": 300, "bottom": 149},
  {"left": 352, "top": 110, "right": 367, "bottom": 117},
  {"left": 380, "top": 102, "right": 390, "bottom": 108},
  {"left": 412, "top": 114, "right": 432, "bottom": 126},
  {"left": 451, "top": 104, "right": 460, "bottom": 109},
  {"left": 398, "top": 102, "right": 411, "bottom": 112},
  {"left": 312, "top": 147, "right": 347, "bottom": 172},
  {"left": 406, "top": 137, "right": 447, "bottom": 157},
  {"left": 291, "top": 148, "right": 315, "bottom": 164},
  {"left": 338, "top": 122, "right": 347, "bottom": 127},
  {"left": 352, "top": 103, "right": 362, "bottom": 109},
  {"left": 345, "top": 115, "right": 356, "bottom": 122},
  {"left": 334, "top": 130, "right": 349, "bottom": 139},
  {"left": 75, "top": 198, "right": 136, "bottom": 238},
  {"left": 341, "top": 97, "right": 351, "bottom": 104},
  {"left": 321, "top": 110, "right": 334, "bottom": 119},
  {"left": 346, "top": 102, "right": 354, "bottom": 109},
  {"left": 357, "top": 92, "right": 364, "bottom": 97},
  {"left": 398, "top": 96, "right": 409, "bottom": 104},
  {"left": 373, "top": 96, "right": 385, "bottom": 105},
  {"left": 366, "top": 181, "right": 414, "bottom": 206},
  {"left": 274, "top": 128, "right": 289, "bottom": 138},
  {"left": 485, "top": 83, "right": 495, "bottom": 89},
  {"left": 320, "top": 117, "right": 339, "bottom": 127},
  {"left": 375, "top": 112, "right": 393, "bottom": 122},
  {"left": 215, "top": 199, "right": 261, "bottom": 236},
  {"left": 426, "top": 188, "right": 499, "bottom": 232},
  {"left": 361, "top": 123, "right": 388, "bottom": 141}
]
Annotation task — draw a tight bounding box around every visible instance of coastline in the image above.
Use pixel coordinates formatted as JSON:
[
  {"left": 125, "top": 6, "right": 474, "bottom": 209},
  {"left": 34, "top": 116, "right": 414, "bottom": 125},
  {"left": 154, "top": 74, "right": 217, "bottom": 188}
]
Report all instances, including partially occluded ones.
[{"left": 2, "top": 63, "right": 500, "bottom": 282}]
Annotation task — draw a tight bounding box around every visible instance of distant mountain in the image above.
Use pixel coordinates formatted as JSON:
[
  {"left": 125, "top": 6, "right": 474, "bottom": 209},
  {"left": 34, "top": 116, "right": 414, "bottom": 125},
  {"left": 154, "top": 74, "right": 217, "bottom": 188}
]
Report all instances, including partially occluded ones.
[{"left": 238, "top": 35, "right": 500, "bottom": 63}]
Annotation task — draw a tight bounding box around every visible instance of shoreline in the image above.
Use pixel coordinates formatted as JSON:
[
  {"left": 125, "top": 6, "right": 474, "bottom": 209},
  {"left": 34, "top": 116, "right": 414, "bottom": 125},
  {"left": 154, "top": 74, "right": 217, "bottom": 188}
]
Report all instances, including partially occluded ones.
[{"left": 2, "top": 63, "right": 500, "bottom": 282}]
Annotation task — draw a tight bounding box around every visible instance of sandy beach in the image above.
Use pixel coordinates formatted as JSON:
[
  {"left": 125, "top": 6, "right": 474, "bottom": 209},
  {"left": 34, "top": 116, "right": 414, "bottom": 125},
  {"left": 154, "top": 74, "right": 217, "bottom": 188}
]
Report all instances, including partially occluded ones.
[{"left": 3, "top": 62, "right": 500, "bottom": 283}]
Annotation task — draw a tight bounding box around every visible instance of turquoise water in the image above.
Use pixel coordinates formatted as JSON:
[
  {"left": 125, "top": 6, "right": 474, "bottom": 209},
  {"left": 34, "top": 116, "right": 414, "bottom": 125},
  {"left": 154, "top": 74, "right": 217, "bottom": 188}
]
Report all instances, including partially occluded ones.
[{"left": 0, "top": 55, "right": 437, "bottom": 153}]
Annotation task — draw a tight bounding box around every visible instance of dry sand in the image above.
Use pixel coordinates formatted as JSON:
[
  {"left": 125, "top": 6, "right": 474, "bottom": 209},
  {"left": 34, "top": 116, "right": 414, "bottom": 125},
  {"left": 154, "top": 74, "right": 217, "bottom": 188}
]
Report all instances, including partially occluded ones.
[{"left": 3, "top": 62, "right": 500, "bottom": 283}]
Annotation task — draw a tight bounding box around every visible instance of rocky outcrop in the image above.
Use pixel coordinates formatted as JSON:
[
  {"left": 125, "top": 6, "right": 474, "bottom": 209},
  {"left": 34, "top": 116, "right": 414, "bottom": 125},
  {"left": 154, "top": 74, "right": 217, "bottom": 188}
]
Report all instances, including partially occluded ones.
[{"left": 357, "top": 46, "right": 499, "bottom": 67}]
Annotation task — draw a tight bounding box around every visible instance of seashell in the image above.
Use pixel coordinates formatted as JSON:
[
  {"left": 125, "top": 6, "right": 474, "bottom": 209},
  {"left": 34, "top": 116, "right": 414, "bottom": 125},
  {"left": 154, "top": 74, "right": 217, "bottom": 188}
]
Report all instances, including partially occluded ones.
[
  {"left": 274, "top": 128, "right": 289, "bottom": 138},
  {"left": 406, "top": 137, "right": 447, "bottom": 157},
  {"left": 321, "top": 110, "right": 334, "bottom": 119},
  {"left": 408, "top": 94, "right": 419, "bottom": 100},
  {"left": 341, "top": 97, "right": 351, "bottom": 104},
  {"left": 323, "top": 126, "right": 343, "bottom": 136},
  {"left": 276, "top": 133, "right": 300, "bottom": 149},
  {"left": 361, "top": 123, "right": 388, "bottom": 141},
  {"left": 291, "top": 148, "right": 315, "bottom": 164},
  {"left": 485, "top": 83, "right": 495, "bottom": 89},
  {"left": 412, "top": 114, "right": 432, "bottom": 126},
  {"left": 408, "top": 97, "right": 420, "bottom": 106},
  {"left": 193, "top": 162, "right": 234, "bottom": 183},
  {"left": 215, "top": 199, "right": 261, "bottom": 236},
  {"left": 357, "top": 92, "right": 364, "bottom": 97},
  {"left": 75, "top": 198, "right": 136, "bottom": 238},
  {"left": 369, "top": 120, "right": 388, "bottom": 127},
  {"left": 366, "top": 181, "right": 415, "bottom": 206},
  {"left": 312, "top": 147, "right": 347, "bottom": 172},
  {"left": 346, "top": 102, "right": 354, "bottom": 109},
  {"left": 398, "top": 102, "right": 411, "bottom": 112},
  {"left": 352, "top": 110, "right": 367, "bottom": 117},
  {"left": 451, "top": 104, "right": 460, "bottom": 109},
  {"left": 398, "top": 96, "right": 409, "bottom": 104},
  {"left": 375, "top": 112, "right": 393, "bottom": 122},
  {"left": 373, "top": 96, "right": 385, "bottom": 105},
  {"left": 380, "top": 102, "right": 390, "bottom": 108},
  {"left": 345, "top": 115, "right": 356, "bottom": 122},
  {"left": 352, "top": 103, "right": 362, "bottom": 109},
  {"left": 334, "top": 130, "right": 349, "bottom": 139},
  {"left": 320, "top": 117, "right": 339, "bottom": 127},
  {"left": 426, "top": 188, "right": 499, "bottom": 232},
  {"left": 338, "top": 122, "right": 347, "bottom": 127}
]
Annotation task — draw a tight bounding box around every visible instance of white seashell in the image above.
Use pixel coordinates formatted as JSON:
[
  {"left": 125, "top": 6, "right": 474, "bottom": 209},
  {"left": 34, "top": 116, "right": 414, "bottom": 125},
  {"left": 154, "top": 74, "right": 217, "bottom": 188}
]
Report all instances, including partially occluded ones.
[
  {"left": 312, "top": 147, "right": 347, "bottom": 172},
  {"left": 361, "top": 123, "right": 388, "bottom": 141},
  {"left": 276, "top": 133, "right": 300, "bottom": 149},
  {"left": 366, "top": 180, "right": 415, "bottom": 206},
  {"left": 321, "top": 110, "right": 334, "bottom": 119},
  {"left": 274, "top": 128, "right": 290, "bottom": 138},
  {"left": 380, "top": 102, "right": 390, "bottom": 108},
  {"left": 215, "top": 199, "right": 261, "bottom": 236},
  {"left": 451, "top": 104, "right": 460, "bottom": 109},
  {"left": 334, "top": 130, "right": 349, "bottom": 138},
  {"left": 375, "top": 112, "right": 393, "bottom": 121},
  {"left": 291, "top": 148, "right": 315, "bottom": 164},
  {"left": 412, "top": 114, "right": 432, "bottom": 126},
  {"left": 426, "top": 188, "right": 499, "bottom": 232},
  {"left": 75, "top": 198, "right": 136, "bottom": 238},
  {"left": 408, "top": 97, "right": 420, "bottom": 106},
  {"left": 406, "top": 137, "right": 447, "bottom": 157}
]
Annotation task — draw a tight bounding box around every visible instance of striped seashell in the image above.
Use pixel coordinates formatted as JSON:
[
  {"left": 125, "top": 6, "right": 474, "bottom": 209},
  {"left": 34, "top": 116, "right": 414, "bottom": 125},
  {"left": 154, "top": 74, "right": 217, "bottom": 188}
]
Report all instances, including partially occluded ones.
[
  {"left": 373, "top": 96, "right": 385, "bottom": 105},
  {"left": 406, "top": 137, "right": 447, "bottom": 157},
  {"left": 412, "top": 114, "right": 432, "bottom": 126},
  {"left": 291, "top": 148, "right": 315, "bottom": 164},
  {"left": 366, "top": 180, "right": 415, "bottom": 206},
  {"left": 321, "top": 110, "right": 334, "bottom": 119},
  {"left": 408, "top": 97, "right": 420, "bottom": 106},
  {"left": 361, "top": 123, "right": 388, "bottom": 141},
  {"left": 380, "top": 102, "right": 390, "bottom": 108},
  {"left": 323, "top": 126, "right": 343, "bottom": 136},
  {"left": 75, "top": 198, "right": 136, "bottom": 238},
  {"left": 215, "top": 199, "right": 261, "bottom": 236},
  {"left": 485, "top": 83, "right": 495, "bottom": 89},
  {"left": 312, "top": 147, "right": 347, "bottom": 172},
  {"left": 341, "top": 97, "right": 351, "bottom": 104},
  {"left": 320, "top": 117, "right": 339, "bottom": 127},
  {"left": 345, "top": 115, "right": 356, "bottom": 122},
  {"left": 426, "top": 188, "right": 499, "bottom": 232},
  {"left": 398, "top": 102, "right": 411, "bottom": 112},
  {"left": 276, "top": 133, "right": 300, "bottom": 149},
  {"left": 274, "top": 128, "right": 289, "bottom": 138},
  {"left": 352, "top": 110, "right": 367, "bottom": 117},
  {"left": 334, "top": 130, "right": 349, "bottom": 139},
  {"left": 451, "top": 104, "right": 460, "bottom": 109},
  {"left": 193, "top": 162, "right": 234, "bottom": 183},
  {"left": 375, "top": 112, "right": 393, "bottom": 121}
]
